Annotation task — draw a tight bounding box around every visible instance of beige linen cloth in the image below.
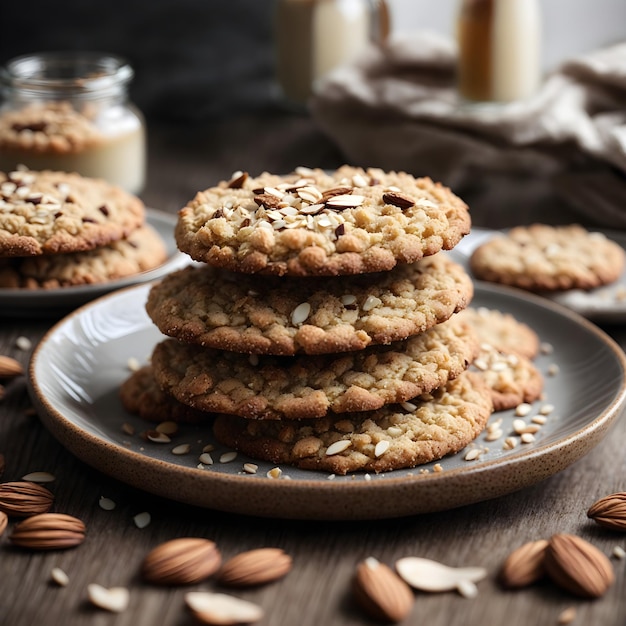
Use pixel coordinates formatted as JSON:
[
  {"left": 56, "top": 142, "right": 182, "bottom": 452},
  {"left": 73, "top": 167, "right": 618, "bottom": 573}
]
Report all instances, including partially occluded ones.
[{"left": 310, "top": 32, "right": 626, "bottom": 227}]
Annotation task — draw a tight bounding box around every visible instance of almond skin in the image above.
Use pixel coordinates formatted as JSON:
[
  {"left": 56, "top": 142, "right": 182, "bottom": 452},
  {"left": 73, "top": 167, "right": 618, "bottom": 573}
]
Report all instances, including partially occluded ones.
[
  {"left": 142, "top": 537, "right": 222, "bottom": 585},
  {"left": 0, "top": 481, "right": 54, "bottom": 517},
  {"left": 218, "top": 548, "right": 292, "bottom": 587},
  {"left": 10, "top": 513, "right": 86, "bottom": 550},
  {"left": 0, "top": 511, "right": 8, "bottom": 536},
  {"left": 499, "top": 539, "right": 548, "bottom": 588},
  {"left": 353, "top": 558, "right": 414, "bottom": 623},
  {"left": 0, "top": 355, "right": 23, "bottom": 378},
  {"left": 544, "top": 534, "right": 614, "bottom": 598},
  {"left": 587, "top": 492, "right": 626, "bottom": 531}
]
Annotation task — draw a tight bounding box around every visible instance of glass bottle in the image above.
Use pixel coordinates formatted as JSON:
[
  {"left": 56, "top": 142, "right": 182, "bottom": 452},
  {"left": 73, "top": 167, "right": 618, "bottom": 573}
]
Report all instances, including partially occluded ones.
[
  {"left": 274, "top": 0, "right": 390, "bottom": 105},
  {"left": 457, "top": 0, "right": 542, "bottom": 102},
  {"left": 0, "top": 52, "right": 146, "bottom": 194}
]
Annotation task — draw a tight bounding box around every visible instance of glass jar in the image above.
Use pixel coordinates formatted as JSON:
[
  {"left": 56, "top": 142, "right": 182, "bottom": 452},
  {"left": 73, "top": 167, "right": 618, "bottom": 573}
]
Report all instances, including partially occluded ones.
[
  {"left": 0, "top": 52, "right": 146, "bottom": 194},
  {"left": 274, "top": 0, "right": 390, "bottom": 105},
  {"left": 456, "top": 0, "right": 542, "bottom": 102}
]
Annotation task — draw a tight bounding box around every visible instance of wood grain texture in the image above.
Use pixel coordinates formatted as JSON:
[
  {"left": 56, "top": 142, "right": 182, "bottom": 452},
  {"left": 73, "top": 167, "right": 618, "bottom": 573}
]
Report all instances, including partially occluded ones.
[{"left": 1, "top": 114, "right": 625, "bottom": 626}]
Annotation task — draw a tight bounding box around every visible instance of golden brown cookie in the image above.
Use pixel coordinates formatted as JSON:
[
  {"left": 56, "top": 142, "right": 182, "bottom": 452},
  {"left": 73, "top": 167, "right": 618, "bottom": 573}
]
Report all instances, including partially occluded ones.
[
  {"left": 0, "top": 168, "right": 145, "bottom": 256},
  {"left": 212, "top": 371, "right": 493, "bottom": 475},
  {"left": 457, "top": 306, "right": 540, "bottom": 359},
  {"left": 469, "top": 224, "right": 625, "bottom": 291},
  {"left": 146, "top": 254, "right": 473, "bottom": 355},
  {"left": 149, "top": 316, "right": 479, "bottom": 420},
  {"left": 175, "top": 165, "right": 471, "bottom": 276},
  {"left": 0, "top": 224, "right": 167, "bottom": 288},
  {"left": 119, "top": 365, "right": 212, "bottom": 424}
]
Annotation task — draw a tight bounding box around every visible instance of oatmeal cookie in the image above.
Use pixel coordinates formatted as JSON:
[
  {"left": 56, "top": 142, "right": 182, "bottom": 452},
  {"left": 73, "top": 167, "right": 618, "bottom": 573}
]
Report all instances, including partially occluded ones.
[
  {"left": 0, "top": 168, "right": 145, "bottom": 256},
  {"left": 120, "top": 365, "right": 212, "bottom": 424},
  {"left": 0, "top": 223, "right": 167, "bottom": 288},
  {"left": 175, "top": 165, "right": 471, "bottom": 276},
  {"left": 150, "top": 316, "right": 479, "bottom": 420},
  {"left": 146, "top": 254, "right": 473, "bottom": 355},
  {"left": 470, "top": 344, "right": 543, "bottom": 411},
  {"left": 469, "top": 224, "right": 625, "bottom": 291},
  {"left": 212, "top": 371, "right": 493, "bottom": 474},
  {"left": 457, "top": 306, "right": 540, "bottom": 359}
]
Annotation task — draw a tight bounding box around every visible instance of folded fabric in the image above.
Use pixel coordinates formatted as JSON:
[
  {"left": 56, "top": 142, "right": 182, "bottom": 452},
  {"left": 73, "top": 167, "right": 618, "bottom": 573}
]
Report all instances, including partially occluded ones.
[{"left": 310, "top": 32, "right": 626, "bottom": 228}]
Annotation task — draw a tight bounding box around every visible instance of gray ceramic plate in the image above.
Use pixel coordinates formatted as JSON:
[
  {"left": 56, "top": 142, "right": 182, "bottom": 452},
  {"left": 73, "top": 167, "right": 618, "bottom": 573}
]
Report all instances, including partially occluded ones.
[
  {"left": 0, "top": 208, "right": 190, "bottom": 318},
  {"left": 452, "top": 226, "right": 626, "bottom": 322},
  {"left": 28, "top": 281, "right": 626, "bottom": 520}
]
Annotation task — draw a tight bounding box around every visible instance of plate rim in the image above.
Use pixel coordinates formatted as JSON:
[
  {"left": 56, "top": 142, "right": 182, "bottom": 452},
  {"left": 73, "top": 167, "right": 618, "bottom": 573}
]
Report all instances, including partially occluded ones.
[{"left": 27, "top": 280, "right": 626, "bottom": 520}]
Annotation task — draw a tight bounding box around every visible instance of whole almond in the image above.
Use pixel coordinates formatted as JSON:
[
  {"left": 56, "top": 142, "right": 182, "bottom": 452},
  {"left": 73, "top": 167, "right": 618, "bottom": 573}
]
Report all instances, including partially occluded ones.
[
  {"left": 499, "top": 539, "right": 548, "bottom": 588},
  {"left": 0, "top": 510, "right": 8, "bottom": 536},
  {"left": 142, "top": 537, "right": 221, "bottom": 585},
  {"left": 0, "top": 481, "right": 54, "bottom": 517},
  {"left": 353, "top": 557, "right": 414, "bottom": 623},
  {"left": 10, "top": 513, "right": 86, "bottom": 550},
  {"left": 218, "top": 548, "right": 292, "bottom": 587},
  {"left": 0, "top": 355, "right": 23, "bottom": 378},
  {"left": 587, "top": 492, "right": 626, "bottom": 531},
  {"left": 544, "top": 534, "right": 614, "bottom": 598}
]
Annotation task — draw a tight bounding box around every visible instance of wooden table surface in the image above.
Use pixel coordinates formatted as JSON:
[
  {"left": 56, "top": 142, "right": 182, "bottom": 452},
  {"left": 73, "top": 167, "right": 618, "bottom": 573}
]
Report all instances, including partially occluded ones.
[{"left": 1, "top": 112, "right": 626, "bottom": 626}]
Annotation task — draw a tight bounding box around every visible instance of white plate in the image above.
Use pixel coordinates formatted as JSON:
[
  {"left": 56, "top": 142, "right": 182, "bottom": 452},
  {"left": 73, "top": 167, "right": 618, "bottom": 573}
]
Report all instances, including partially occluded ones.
[
  {"left": 451, "top": 226, "right": 626, "bottom": 322},
  {"left": 28, "top": 281, "right": 626, "bottom": 520},
  {"left": 0, "top": 208, "right": 189, "bottom": 318}
]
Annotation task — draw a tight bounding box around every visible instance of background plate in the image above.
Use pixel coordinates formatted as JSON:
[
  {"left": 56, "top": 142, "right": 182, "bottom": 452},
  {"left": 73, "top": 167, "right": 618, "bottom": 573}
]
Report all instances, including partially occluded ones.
[
  {"left": 452, "top": 226, "right": 626, "bottom": 322},
  {"left": 28, "top": 281, "right": 626, "bottom": 520},
  {"left": 0, "top": 208, "right": 189, "bottom": 318}
]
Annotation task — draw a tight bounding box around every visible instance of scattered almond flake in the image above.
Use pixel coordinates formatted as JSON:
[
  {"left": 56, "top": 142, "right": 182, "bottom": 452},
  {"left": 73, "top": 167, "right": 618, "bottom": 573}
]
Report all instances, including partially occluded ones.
[
  {"left": 532, "top": 415, "right": 548, "bottom": 425},
  {"left": 464, "top": 449, "right": 482, "bottom": 461},
  {"left": 612, "top": 546, "right": 626, "bottom": 559},
  {"left": 171, "top": 444, "right": 191, "bottom": 456},
  {"left": 220, "top": 451, "right": 237, "bottom": 463},
  {"left": 291, "top": 302, "right": 311, "bottom": 325},
  {"left": 87, "top": 584, "right": 130, "bottom": 613},
  {"left": 547, "top": 363, "right": 560, "bottom": 376},
  {"left": 433, "top": 463, "right": 443, "bottom": 473},
  {"left": 316, "top": 216, "right": 332, "bottom": 228},
  {"left": 503, "top": 437, "right": 518, "bottom": 450},
  {"left": 147, "top": 431, "right": 171, "bottom": 444},
  {"left": 325, "top": 194, "right": 365, "bottom": 208},
  {"left": 267, "top": 467, "right": 282, "bottom": 479},
  {"left": 364, "top": 474, "right": 372, "bottom": 481},
  {"left": 50, "top": 567, "right": 69, "bottom": 587},
  {"left": 155, "top": 421, "right": 178, "bottom": 436},
  {"left": 340, "top": 294, "right": 357, "bottom": 306},
  {"left": 540, "top": 342, "right": 554, "bottom": 355},
  {"left": 520, "top": 433, "right": 536, "bottom": 444},
  {"left": 242, "top": 463, "right": 258, "bottom": 474},
  {"left": 126, "top": 357, "right": 140, "bottom": 372},
  {"left": 456, "top": 579, "right": 479, "bottom": 598},
  {"left": 539, "top": 403, "right": 555, "bottom": 415},
  {"left": 185, "top": 591, "right": 263, "bottom": 625},
  {"left": 133, "top": 511, "right": 151, "bottom": 529},
  {"left": 202, "top": 443, "right": 215, "bottom": 453},
  {"left": 557, "top": 607, "right": 577, "bottom": 625},
  {"left": 485, "top": 429, "right": 503, "bottom": 442},
  {"left": 121, "top": 422, "right": 135, "bottom": 436},
  {"left": 327, "top": 474, "right": 336, "bottom": 480},
  {"left": 400, "top": 401, "right": 417, "bottom": 412},
  {"left": 15, "top": 336, "right": 32, "bottom": 351},
  {"left": 22, "top": 471, "right": 55, "bottom": 483},
  {"left": 362, "top": 295, "right": 382, "bottom": 312},
  {"left": 199, "top": 452, "right": 214, "bottom": 465},
  {"left": 374, "top": 440, "right": 390, "bottom": 457},
  {"left": 396, "top": 557, "right": 487, "bottom": 592},
  {"left": 99, "top": 497, "right": 116, "bottom": 511},
  {"left": 326, "top": 440, "right": 352, "bottom": 456},
  {"left": 515, "top": 403, "right": 533, "bottom": 417}
]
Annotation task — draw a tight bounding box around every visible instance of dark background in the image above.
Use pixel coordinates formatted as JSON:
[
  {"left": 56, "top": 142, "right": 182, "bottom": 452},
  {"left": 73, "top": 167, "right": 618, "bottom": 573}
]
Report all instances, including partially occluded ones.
[{"left": 0, "top": 0, "right": 278, "bottom": 123}]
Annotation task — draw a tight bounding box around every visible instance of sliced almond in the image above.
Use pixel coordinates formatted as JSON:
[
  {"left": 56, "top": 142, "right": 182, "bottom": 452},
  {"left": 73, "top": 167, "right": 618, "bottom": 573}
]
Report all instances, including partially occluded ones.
[
  {"left": 395, "top": 557, "right": 487, "bottom": 592},
  {"left": 218, "top": 548, "right": 292, "bottom": 587},
  {"left": 185, "top": 591, "right": 264, "bottom": 625},
  {"left": 22, "top": 471, "right": 55, "bottom": 483},
  {"left": 325, "top": 194, "right": 364, "bottom": 209},
  {"left": 382, "top": 191, "right": 415, "bottom": 209},
  {"left": 353, "top": 557, "right": 413, "bottom": 623},
  {"left": 87, "top": 584, "right": 129, "bottom": 613},
  {"left": 142, "top": 537, "right": 221, "bottom": 585}
]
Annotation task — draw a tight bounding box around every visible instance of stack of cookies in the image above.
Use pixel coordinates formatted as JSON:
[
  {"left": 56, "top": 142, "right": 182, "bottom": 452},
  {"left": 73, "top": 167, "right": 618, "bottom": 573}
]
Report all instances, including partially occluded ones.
[
  {"left": 127, "top": 165, "right": 498, "bottom": 475},
  {"left": 0, "top": 168, "right": 166, "bottom": 289}
]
